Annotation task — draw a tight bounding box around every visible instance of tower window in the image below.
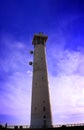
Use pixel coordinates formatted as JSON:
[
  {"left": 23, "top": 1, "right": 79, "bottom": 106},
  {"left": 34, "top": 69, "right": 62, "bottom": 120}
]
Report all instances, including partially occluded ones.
[
  {"left": 41, "top": 57, "right": 43, "bottom": 60},
  {"left": 35, "top": 82, "right": 37, "bottom": 85},
  {"left": 35, "top": 107, "right": 37, "bottom": 111},
  {"left": 43, "top": 100, "right": 45, "bottom": 103},
  {"left": 43, "top": 106, "right": 46, "bottom": 111},
  {"left": 43, "top": 115, "right": 46, "bottom": 119},
  {"left": 40, "top": 39, "right": 44, "bottom": 45},
  {"left": 37, "top": 38, "right": 40, "bottom": 44},
  {"left": 42, "top": 76, "right": 43, "bottom": 80}
]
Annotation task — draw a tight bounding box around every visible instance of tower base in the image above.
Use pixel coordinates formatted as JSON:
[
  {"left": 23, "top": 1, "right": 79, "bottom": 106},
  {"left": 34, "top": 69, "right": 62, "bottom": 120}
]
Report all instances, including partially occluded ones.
[{"left": 30, "top": 118, "right": 52, "bottom": 128}]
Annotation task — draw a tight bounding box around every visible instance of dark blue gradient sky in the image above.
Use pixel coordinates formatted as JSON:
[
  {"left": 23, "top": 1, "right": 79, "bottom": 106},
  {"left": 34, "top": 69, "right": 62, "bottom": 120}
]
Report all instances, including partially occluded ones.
[{"left": 0, "top": 0, "right": 84, "bottom": 126}]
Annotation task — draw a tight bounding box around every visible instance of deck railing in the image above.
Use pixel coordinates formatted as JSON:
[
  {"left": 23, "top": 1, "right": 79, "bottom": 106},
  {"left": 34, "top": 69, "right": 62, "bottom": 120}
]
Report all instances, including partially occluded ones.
[{"left": 0, "top": 123, "right": 84, "bottom": 129}]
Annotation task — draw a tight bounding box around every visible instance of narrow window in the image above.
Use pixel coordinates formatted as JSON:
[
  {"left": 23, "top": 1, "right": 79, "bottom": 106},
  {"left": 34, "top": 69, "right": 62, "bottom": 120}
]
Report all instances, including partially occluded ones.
[
  {"left": 43, "top": 100, "right": 45, "bottom": 103},
  {"left": 41, "top": 57, "right": 43, "bottom": 60},
  {"left": 43, "top": 119, "right": 46, "bottom": 128},
  {"left": 42, "top": 76, "right": 43, "bottom": 80},
  {"left": 35, "top": 107, "right": 37, "bottom": 111},
  {"left": 43, "top": 115, "right": 46, "bottom": 119},
  {"left": 43, "top": 106, "right": 46, "bottom": 111}
]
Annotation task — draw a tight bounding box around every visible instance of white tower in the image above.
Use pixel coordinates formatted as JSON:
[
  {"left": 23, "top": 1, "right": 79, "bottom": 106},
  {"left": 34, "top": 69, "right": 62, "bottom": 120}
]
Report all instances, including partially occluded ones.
[{"left": 30, "top": 33, "right": 52, "bottom": 128}]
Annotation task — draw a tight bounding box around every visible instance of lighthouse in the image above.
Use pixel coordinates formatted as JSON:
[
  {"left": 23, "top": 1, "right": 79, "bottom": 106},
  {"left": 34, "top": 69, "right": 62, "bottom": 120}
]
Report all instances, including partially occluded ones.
[{"left": 30, "top": 33, "right": 52, "bottom": 128}]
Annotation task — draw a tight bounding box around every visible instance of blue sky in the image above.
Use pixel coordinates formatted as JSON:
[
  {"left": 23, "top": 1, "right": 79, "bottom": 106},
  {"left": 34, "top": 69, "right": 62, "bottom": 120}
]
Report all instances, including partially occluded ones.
[{"left": 0, "top": 0, "right": 84, "bottom": 126}]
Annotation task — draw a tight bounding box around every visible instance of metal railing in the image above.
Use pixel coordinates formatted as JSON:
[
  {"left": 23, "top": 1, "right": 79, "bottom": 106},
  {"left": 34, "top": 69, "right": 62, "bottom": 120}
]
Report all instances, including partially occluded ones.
[
  {"left": 53, "top": 123, "right": 84, "bottom": 128},
  {"left": 1, "top": 123, "right": 84, "bottom": 129},
  {"left": 0, "top": 125, "right": 30, "bottom": 129}
]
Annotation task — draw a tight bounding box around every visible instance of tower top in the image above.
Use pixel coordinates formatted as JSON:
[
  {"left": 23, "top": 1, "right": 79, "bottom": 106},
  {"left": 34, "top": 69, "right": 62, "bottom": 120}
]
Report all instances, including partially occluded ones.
[{"left": 32, "top": 32, "right": 48, "bottom": 45}]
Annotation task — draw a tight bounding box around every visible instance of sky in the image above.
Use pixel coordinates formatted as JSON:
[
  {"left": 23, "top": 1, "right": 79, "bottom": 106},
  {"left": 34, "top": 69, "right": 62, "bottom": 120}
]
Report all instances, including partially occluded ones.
[{"left": 0, "top": 0, "right": 84, "bottom": 126}]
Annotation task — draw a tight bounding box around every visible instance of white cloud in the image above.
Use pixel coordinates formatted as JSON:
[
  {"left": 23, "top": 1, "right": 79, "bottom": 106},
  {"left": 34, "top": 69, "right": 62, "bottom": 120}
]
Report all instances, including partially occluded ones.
[
  {"left": 0, "top": 36, "right": 33, "bottom": 125},
  {"left": 26, "top": 70, "right": 32, "bottom": 77},
  {"left": 47, "top": 43, "right": 84, "bottom": 125},
  {"left": 48, "top": 74, "right": 84, "bottom": 125},
  {"left": 0, "top": 71, "right": 32, "bottom": 114}
]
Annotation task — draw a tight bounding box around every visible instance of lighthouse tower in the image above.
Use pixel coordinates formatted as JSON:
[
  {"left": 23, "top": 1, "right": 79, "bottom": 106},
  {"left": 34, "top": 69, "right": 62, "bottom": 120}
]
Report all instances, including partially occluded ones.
[{"left": 30, "top": 33, "right": 52, "bottom": 128}]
